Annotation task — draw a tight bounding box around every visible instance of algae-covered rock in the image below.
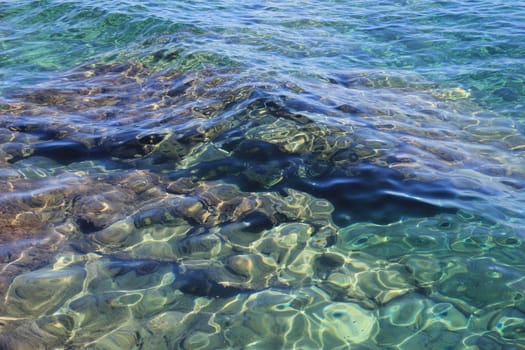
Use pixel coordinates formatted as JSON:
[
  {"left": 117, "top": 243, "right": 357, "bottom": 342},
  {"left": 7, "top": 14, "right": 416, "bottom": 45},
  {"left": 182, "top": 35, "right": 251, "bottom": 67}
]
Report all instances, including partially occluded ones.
[{"left": 5, "top": 266, "right": 86, "bottom": 317}]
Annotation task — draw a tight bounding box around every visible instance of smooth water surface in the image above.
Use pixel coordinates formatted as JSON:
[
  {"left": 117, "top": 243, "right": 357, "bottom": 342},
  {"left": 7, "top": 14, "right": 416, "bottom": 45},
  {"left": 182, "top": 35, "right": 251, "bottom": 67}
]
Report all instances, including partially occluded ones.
[{"left": 1, "top": 1, "right": 525, "bottom": 349}]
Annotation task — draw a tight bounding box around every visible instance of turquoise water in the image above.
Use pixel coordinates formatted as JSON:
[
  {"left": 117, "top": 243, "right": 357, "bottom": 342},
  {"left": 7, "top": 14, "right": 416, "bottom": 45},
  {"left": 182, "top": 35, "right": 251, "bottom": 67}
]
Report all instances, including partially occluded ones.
[{"left": 1, "top": 1, "right": 525, "bottom": 349}]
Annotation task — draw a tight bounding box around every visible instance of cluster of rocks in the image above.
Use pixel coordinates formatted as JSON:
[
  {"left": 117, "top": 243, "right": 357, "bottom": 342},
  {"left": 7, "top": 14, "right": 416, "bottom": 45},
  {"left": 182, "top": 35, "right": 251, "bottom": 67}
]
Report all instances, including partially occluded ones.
[{"left": 1, "top": 62, "right": 525, "bottom": 348}]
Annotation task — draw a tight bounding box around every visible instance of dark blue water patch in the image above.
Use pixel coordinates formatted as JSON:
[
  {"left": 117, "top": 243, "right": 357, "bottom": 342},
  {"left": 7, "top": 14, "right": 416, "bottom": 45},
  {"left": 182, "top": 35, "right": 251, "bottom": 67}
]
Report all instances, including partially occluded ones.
[
  {"left": 75, "top": 217, "right": 104, "bottom": 235},
  {"left": 287, "top": 165, "right": 460, "bottom": 226},
  {"left": 231, "top": 139, "right": 288, "bottom": 162},
  {"left": 5, "top": 125, "right": 168, "bottom": 165},
  {"left": 5, "top": 140, "right": 137, "bottom": 174},
  {"left": 106, "top": 259, "right": 162, "bottom": 277},
  {"left": 102, "top": 131, "right": 168, "bottom": 159},
  {"left": 235, "top": 211, "right": 275, "bottom": 233},
  {"left": 30, "top": 140, "right": 93, "bottom": 164},
  {"left": 4, "top": 139, "right": 94, "bottom": 165},
  {"left": 168, "top": 138, "right": 302, "bottom": 186},
  {"left": 172, "top": 267, "right": 243, "bottom": 298}
]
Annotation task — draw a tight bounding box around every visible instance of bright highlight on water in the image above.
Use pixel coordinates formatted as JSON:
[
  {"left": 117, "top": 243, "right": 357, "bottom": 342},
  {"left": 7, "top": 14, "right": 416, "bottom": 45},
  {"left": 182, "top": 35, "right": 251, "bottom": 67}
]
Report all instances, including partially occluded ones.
[{"left": 1, "top": 1, "right": 525, "bottom": 349}]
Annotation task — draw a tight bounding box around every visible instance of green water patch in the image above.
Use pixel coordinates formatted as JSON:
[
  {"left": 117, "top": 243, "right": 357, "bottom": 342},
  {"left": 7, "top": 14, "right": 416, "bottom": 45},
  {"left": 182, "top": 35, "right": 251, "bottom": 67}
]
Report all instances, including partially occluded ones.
[
  {"left": 2, "top": 0, "right": 525, "bottom": 118},
  {"left": 0, "top": 1, "right": 218, "bottom": 90}
]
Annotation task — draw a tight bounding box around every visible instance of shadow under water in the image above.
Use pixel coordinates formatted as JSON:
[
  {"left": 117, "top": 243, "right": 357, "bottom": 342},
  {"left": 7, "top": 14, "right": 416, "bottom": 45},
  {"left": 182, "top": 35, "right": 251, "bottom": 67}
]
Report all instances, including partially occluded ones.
[{"left": 1, "top": 62, "right": 525, "bottom": 349}]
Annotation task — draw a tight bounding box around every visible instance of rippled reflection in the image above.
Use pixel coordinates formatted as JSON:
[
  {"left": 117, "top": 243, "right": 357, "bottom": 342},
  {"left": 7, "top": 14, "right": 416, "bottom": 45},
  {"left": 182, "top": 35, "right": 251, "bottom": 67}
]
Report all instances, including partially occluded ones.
[{"left": 1, "top": 61, "right": 525, "bottom": 349}]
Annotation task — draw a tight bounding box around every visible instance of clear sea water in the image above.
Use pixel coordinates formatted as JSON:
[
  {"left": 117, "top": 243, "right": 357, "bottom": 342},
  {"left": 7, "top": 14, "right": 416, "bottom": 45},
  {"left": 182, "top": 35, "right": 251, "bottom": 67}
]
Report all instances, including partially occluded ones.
[{"left": 1, "top": 1, "right": 525, "bottom": 349}]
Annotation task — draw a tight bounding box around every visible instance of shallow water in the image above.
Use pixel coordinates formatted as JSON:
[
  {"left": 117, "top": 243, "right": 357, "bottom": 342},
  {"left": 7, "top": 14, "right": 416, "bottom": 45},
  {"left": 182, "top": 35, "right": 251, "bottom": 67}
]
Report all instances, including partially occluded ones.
[{"left": 1, "top": 1, "right": 525, "bottom": 349}]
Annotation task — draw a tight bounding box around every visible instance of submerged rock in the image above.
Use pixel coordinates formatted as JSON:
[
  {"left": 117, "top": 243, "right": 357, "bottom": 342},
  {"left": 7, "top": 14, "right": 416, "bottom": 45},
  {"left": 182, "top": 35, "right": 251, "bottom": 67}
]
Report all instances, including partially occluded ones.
[
  {"left": 5, "top": 266, "right": 86, "bottom": 317},
  {"left": 1, "top": 61, "right": 524, "bottom": 349}
]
